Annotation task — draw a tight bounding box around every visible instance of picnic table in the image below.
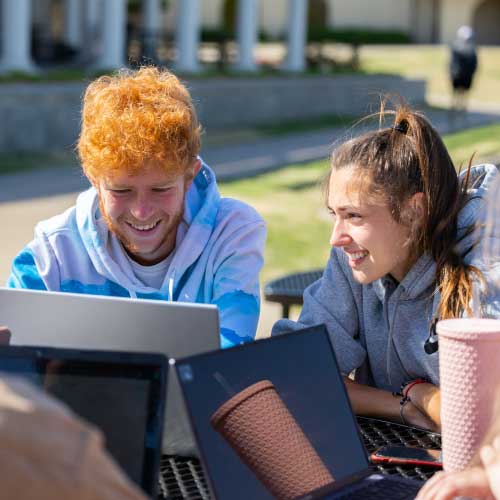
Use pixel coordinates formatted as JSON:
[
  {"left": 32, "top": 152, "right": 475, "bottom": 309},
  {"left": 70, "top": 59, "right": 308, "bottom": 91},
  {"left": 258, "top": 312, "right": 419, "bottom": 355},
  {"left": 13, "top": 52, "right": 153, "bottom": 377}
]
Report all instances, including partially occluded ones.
[
  {"left": 158, "top": 416, "right": 441, "bottom": 499},
  {"left": 264, "top": 269, "right": 323, "bottom": 318}
]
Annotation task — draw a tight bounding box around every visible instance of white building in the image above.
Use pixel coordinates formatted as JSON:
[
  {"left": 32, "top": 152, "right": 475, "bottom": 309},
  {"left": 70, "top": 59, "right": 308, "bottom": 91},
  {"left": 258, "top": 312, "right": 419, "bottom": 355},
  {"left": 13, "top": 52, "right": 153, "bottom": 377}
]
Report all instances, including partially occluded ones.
[
  {"left": 194, "top": 0, "right": 500, "bottom": 45},
  {"left": 0, "top": 0, "right": 498, "bottom": 75}
]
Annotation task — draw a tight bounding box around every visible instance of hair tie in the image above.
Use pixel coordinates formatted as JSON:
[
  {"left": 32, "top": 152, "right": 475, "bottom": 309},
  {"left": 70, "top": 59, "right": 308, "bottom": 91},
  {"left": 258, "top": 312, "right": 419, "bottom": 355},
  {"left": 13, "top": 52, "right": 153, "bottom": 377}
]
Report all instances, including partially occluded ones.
[{"left": 392, "top": 120, "right": 409, "bottom": 134}]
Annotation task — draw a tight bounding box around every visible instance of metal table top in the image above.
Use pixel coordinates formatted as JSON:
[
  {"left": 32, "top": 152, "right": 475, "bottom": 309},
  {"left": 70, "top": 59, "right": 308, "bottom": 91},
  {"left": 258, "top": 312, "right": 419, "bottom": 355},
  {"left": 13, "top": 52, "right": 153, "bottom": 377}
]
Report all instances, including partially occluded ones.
[{"left": 157, "top": 416, "right": 441, "bottom": 499}]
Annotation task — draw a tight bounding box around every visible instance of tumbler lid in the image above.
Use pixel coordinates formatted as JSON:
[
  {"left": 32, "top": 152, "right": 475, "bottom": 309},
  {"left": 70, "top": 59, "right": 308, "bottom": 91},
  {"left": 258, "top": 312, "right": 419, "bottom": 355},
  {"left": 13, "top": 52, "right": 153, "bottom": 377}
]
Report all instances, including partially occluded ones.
[{"left": 437, "top": 318, "right": 500, "bottom": 341}]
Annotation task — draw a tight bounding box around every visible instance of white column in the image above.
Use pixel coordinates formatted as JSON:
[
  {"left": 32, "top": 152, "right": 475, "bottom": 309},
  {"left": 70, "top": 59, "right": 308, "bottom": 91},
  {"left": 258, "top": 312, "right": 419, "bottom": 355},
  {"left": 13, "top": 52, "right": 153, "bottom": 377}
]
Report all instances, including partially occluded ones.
[
  {"left": 236, "top": 0, "right": 258, "bottom": 71},
  {"left": 64, "top": 0, "right": 83, "bottom": 49},
  {"left": 0, "top": 0, "right": 36, "bottom": 73},
  {"left": 143, "top": 0, "right": 161, "bottom": 60},
  {"left": 284, "top": 0, "right": 308, "bottom": 72},
  {"left": 175, "top": 0, "right": 200, "bottom": 73},
  {"left": 95, "top": 0, "right": 127, "bottom": 70}
]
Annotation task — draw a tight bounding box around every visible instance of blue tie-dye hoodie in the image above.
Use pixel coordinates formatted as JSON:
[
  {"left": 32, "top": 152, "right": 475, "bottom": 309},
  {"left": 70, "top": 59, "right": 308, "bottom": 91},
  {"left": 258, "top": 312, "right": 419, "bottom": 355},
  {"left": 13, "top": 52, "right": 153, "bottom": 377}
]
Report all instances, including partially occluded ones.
[{"left": 7, "top": 162, "right": 267, "bottom": 348}]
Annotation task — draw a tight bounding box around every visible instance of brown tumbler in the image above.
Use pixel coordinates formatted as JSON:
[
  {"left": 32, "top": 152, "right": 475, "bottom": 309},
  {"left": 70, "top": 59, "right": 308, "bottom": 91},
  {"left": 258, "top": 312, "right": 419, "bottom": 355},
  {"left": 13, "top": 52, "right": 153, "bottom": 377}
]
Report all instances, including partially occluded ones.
[{"left": 210, "top": 380, "right": 334, "bottom": 500}]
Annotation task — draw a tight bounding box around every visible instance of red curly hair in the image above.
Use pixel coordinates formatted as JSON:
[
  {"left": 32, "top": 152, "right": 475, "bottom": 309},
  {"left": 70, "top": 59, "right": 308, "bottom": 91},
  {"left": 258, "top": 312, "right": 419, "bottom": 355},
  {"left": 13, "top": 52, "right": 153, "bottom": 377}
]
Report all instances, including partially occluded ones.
[{"left": 78, "top": 66, "right": 201, "bottom": 182}]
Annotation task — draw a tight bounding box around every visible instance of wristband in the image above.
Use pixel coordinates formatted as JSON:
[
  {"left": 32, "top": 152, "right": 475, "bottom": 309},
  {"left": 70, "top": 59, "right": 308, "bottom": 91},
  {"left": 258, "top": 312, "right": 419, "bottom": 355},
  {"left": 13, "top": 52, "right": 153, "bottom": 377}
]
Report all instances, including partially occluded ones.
[{"left": 403, "top": 378, "right": 428, "bottom": 399}]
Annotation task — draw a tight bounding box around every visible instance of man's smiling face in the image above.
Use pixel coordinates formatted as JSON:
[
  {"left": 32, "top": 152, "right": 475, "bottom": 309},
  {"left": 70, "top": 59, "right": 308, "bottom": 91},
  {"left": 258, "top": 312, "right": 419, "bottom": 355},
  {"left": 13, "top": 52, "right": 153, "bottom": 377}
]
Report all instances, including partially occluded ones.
[{"left": 97, "top": 164, "right": 193, "bottom": 265}]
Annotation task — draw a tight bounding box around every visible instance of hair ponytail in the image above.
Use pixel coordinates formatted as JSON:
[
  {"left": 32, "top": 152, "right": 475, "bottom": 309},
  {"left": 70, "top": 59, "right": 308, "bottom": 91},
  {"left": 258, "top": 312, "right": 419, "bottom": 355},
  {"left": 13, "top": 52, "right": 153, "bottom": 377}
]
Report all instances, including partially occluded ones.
[{"left": 433, "top": 162, "right": 484, "bottom": 319}]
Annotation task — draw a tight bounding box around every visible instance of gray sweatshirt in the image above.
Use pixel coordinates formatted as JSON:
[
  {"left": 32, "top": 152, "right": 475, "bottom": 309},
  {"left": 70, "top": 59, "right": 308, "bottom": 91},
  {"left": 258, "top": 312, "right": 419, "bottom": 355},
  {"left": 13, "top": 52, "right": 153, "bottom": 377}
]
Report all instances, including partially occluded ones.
[{"left": 272, "top": 164, "right": 500, "bottom": 393}]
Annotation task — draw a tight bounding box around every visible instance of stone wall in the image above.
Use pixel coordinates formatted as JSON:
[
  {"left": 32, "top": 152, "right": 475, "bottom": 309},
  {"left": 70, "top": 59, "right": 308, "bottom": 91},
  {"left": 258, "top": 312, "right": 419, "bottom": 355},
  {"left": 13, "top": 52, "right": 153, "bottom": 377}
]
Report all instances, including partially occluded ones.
[{"left": 0, "top": 74, "right": 425, "bottom": 153}]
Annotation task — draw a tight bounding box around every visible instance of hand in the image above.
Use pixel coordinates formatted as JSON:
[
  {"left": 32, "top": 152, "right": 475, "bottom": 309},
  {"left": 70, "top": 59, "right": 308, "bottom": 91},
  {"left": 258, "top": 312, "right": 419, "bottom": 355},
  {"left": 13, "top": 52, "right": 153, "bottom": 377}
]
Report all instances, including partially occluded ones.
[
  {"left": 403, "top": 382, "right": 441, "bottom": 430},
  {"left": 415, "top": 467, "right": 493, "bottom": 500},
  {"left": 481, "top": 435, "right": 500, "bottom": 499},
  {"left": 0, "top": 326, "right": 11, "bottom": 345},
  {"left": 402, "top": 401, "right": 439, "bottom": 433}
]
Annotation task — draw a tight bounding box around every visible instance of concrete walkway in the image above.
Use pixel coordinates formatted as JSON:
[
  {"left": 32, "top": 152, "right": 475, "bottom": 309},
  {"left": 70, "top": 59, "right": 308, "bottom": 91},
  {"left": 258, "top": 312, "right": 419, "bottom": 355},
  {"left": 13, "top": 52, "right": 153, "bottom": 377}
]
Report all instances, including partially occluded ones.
[{"left": 1, "top": 105, "right": 499, "bottom": 337}]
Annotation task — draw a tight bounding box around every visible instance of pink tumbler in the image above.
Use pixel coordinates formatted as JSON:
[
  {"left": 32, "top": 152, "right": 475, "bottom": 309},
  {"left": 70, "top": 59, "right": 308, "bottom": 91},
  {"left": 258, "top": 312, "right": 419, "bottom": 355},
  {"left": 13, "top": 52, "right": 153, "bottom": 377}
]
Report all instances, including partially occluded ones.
[{"left": 437, "top": 318, "right": 500, "bottom": 472}]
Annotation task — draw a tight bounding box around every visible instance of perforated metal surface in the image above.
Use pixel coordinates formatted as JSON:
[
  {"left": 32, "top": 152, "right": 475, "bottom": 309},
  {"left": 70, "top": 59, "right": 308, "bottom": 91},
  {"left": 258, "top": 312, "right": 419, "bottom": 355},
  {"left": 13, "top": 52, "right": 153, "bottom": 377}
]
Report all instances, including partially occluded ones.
[
  {"left": 357, "top": 416, "right": 442, "bottom": 481},
  {"left": 157, "top": 417, "right": 441, "bottom": 499},
  {"left": 158, "top": 455, "right": 210, "bottom": 500}
]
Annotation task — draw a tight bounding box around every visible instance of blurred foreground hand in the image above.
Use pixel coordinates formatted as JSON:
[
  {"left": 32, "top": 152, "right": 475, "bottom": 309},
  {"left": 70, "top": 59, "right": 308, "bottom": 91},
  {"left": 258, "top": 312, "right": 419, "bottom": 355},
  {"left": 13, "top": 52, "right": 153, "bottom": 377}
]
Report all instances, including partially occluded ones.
[
  {"left": 415, "top": 436, "right": 500, "bottom": 500},
  {"left": 0, "top": 375, "right": 147, "bottom": 500}
]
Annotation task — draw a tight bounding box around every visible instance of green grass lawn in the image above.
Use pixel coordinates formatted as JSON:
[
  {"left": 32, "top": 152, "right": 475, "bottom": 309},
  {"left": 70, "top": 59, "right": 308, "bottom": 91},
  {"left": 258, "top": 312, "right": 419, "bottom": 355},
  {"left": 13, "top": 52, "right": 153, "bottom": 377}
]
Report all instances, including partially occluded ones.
[
  {"left": 219, "top": 122, "right": 500, "bottom": 284},
  {"left": 220, "top": 158, "right": 331, "bottom": 283},
  {"left": 359, "top": 45, "right": 500, "bottom": 105},
  {"left": 443, "top": 123, "right": 500, "bottom": 167}
]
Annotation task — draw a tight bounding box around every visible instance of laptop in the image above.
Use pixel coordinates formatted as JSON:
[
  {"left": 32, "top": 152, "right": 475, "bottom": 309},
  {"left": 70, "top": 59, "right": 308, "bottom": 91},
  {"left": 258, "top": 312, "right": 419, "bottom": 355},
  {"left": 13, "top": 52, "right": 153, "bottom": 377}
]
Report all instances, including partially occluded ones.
[
  {"left": 0, "top": 286, "right": 220, "bottom": 455},
  {"left": 173, "top": 324, "right": 424, "bottom": 500},
  {"left": 0, "top": 345, "right": 167, "bottom": 498}
]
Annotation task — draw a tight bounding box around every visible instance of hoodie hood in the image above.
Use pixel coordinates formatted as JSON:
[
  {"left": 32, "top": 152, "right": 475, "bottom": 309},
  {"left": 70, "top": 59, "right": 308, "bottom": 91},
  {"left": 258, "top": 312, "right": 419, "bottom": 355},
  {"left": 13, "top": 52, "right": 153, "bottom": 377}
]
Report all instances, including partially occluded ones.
[{"left": 74, "top": 161, "right": 221, "bottom": 297}]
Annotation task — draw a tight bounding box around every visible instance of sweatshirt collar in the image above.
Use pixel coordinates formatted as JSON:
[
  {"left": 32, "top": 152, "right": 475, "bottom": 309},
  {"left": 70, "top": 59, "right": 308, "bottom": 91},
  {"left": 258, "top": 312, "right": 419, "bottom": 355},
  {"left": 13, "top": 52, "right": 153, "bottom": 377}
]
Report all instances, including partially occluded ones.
[{"left": 371, "top": 254, "right": 436, "bottom": 302}]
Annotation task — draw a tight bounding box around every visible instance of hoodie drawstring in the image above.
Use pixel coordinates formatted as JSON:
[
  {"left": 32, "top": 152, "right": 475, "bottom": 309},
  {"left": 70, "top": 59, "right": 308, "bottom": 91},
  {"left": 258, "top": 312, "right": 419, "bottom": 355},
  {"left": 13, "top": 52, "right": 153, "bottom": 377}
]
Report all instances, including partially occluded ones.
[{"left": 168, "top": 270, "right": 175, "bottom": 302}]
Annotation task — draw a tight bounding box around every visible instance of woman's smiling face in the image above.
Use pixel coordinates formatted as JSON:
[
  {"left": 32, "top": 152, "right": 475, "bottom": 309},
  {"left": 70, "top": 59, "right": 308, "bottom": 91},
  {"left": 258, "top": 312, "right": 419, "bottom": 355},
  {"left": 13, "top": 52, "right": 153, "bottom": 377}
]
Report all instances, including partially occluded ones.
[{"left": 328, "top": 166, "right": 417, "bottom": 284}]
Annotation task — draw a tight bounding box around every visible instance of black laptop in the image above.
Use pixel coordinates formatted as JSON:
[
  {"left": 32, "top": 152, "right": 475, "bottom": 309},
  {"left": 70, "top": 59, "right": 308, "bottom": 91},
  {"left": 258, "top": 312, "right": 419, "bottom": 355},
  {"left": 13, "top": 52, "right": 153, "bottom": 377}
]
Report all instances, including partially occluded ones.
[
  {"left": 173, "top": 324, "right": 424, "bottom": 500},
  {"left": 0, "top": 345, "right": 167, "bottom": 498}
]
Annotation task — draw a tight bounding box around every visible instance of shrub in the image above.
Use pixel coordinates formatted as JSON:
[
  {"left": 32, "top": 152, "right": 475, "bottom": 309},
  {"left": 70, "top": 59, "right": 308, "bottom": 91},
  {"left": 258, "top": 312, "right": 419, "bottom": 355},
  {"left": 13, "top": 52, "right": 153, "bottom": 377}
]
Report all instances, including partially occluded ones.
[{"left": 307, "top": 28, "right": 411, "bottom": 45}]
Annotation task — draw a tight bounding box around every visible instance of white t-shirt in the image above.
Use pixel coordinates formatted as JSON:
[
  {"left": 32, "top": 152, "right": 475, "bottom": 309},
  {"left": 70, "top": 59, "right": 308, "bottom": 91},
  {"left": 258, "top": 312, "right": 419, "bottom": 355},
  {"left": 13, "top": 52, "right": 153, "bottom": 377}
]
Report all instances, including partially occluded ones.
[
  {"left": 107, "top": 220, "right": 188, "bottom": 290},
  {"left": 126, "top": 252, "right": 172, "bottom": 289}
]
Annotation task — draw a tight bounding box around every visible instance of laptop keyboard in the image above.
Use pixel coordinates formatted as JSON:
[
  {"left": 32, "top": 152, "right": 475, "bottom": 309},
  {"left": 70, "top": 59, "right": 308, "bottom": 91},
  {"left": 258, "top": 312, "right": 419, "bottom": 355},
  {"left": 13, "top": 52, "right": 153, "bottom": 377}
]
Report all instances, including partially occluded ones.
[
  {"left": 332, "top": 477, "right": 421, "bottom": 500},
  {"left": 157, "top": 417, "right": 440, "bottom": 499}
]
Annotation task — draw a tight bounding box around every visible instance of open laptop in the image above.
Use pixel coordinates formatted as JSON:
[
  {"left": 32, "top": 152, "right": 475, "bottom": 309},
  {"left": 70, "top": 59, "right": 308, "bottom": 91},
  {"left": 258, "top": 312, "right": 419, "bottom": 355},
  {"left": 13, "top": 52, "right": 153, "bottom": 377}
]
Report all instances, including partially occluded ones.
[
  {"left": 173, "top": 324, "right": 424, "bottom": 500},
  {"left": 0, "top": 345, "right": 167, "bottom": 498},
  {"left": 0, "top": 286, "right": 220, "bottom": 455}
]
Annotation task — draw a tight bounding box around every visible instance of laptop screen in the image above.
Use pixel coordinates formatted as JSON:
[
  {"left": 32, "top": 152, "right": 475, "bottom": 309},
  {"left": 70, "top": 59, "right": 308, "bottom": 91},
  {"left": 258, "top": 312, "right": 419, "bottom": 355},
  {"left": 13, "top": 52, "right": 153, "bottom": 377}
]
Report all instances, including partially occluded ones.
[
  {"left": 0, "top": 346, "right": 167, "bottom": 496},
  {"left": 176, "top": 324, "right": 369, "bottom": 500}
]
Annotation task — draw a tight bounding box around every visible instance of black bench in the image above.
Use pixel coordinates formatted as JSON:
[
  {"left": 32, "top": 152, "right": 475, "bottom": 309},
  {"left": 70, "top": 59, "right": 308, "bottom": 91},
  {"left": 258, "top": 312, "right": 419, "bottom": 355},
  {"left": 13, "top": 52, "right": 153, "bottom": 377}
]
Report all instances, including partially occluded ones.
[{"left": 264, "top": 269, "right": 323, "bottom": 318}]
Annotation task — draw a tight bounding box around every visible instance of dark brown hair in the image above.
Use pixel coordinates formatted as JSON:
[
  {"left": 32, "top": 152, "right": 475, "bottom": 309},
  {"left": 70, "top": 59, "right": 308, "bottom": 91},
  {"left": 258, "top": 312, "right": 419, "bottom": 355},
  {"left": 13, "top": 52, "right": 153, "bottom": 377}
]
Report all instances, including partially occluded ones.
[{"left": 327, "top": 101, "right": 482, "bottom": 319}]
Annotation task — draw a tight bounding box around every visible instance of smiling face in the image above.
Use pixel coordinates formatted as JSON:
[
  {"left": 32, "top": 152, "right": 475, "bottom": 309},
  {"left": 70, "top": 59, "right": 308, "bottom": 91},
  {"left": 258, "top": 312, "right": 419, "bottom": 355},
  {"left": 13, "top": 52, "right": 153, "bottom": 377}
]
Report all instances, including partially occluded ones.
[
  {"left": 328, "top": 166, "right": 418, "bottom": 284},
  {"left": 97, "top": 162, "right": 199, "bottom": 265}
]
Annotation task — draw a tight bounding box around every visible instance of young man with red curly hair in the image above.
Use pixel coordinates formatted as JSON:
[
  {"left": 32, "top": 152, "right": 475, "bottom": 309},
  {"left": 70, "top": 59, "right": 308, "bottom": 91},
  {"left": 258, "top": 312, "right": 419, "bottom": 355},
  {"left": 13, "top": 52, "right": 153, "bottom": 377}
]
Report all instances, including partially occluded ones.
[{"left": 7, "top": 67, "right": 266, "bottom": 348}]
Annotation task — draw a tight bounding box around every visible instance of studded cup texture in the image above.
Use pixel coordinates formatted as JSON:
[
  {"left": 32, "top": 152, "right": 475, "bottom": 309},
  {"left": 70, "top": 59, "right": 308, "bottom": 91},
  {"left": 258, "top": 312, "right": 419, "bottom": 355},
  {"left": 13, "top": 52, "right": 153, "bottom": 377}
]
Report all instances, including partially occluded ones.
[
  {"left": 210, "top": 380, "right": 334, "bottom": 500},
  {"left": 437, "top": 318, "right": 500, "bottom": 472}
]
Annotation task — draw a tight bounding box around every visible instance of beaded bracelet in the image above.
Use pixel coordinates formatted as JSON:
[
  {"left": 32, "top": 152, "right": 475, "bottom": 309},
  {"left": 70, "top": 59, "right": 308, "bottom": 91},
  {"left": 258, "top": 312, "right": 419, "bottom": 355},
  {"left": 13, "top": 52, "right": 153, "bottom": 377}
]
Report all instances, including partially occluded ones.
[{"left": 399, "top": 395, "right": 411, "bottom": 425}]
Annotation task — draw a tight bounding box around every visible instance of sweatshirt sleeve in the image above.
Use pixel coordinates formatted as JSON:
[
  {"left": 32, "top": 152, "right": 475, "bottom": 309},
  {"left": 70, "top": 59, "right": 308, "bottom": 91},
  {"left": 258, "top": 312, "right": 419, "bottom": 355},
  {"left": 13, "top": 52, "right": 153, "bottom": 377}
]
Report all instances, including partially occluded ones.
[
  {"left": 7, "top": 226, "right": 62, "bottom": 291},
  {"left": 272, "top": 248, "right": 367, "bottom": 375},
  {"left": 6, "top": 246, "right": 47, "bottom": 290},
  {"left": 211, "top": 216, "right": 267, "bottom": 349}
]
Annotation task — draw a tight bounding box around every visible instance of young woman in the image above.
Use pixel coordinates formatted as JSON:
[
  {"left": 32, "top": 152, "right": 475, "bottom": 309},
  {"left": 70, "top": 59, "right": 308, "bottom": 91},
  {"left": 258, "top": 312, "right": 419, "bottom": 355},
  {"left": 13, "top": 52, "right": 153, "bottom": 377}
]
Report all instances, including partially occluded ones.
[{"left": 272, "top": 103, "right": 499, "bottom": 431}]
